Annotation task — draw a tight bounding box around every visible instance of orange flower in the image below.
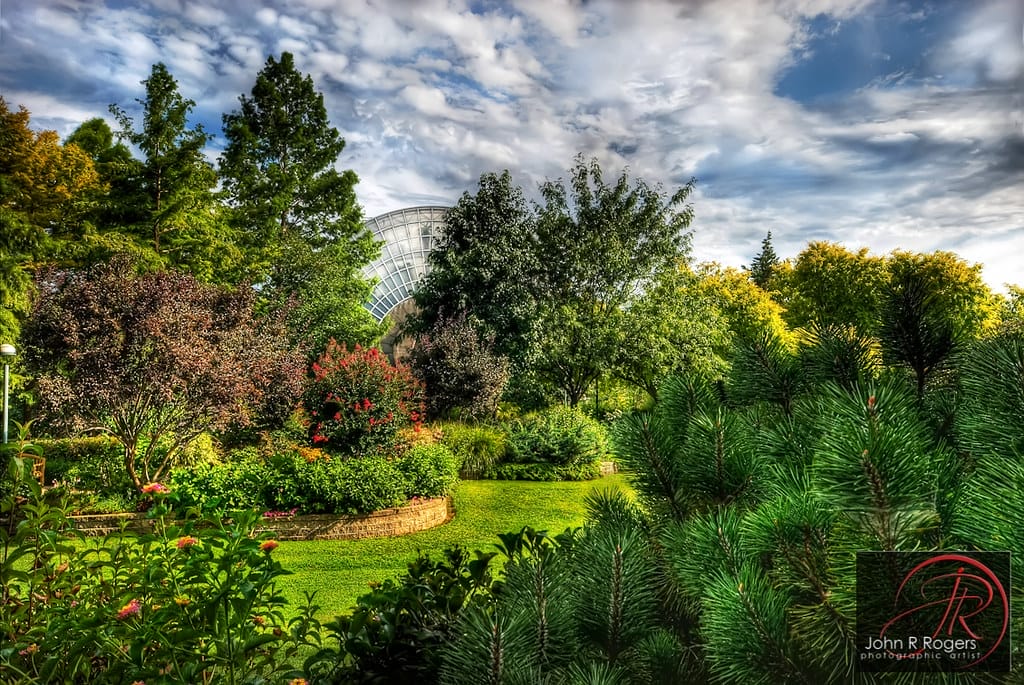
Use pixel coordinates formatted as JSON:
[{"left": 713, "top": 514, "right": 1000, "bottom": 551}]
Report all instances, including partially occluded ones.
[
  {"left": 260, "top": 540, "right": 279, "bottom": 553},
  {"left": 116, "top": 599, "right": 141, "bottom": 620},
  {"left": 141, "top": 482, "right": 168, "bottom": 495},
  {"left": 174, "top": 596, "right": 190, "bottom": 606},
  {"left": 176, "top": 536, "right": 199, "bottom": 549},
  {"left": 289, "top": 678, "right": 308, "bottom": 685}
]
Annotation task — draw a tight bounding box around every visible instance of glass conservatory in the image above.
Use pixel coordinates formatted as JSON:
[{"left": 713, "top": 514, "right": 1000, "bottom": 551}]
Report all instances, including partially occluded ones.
[{"left": 362, "top": 206, "right": 449, "bottom": 322}]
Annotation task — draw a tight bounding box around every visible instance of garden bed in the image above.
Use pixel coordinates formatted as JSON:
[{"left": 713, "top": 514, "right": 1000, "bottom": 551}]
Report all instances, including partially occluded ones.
[{"left": 66, "top": 495, "right": 453, "bottom": 540}]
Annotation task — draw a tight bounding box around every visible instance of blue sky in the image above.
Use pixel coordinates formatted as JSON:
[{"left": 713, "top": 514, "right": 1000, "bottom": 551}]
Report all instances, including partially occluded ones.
[{"left": 1, "top": 0, "right": 1021, "bottom": 290}]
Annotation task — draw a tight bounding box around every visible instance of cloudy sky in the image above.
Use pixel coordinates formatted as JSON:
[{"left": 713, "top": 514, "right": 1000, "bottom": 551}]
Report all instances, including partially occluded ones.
[{"left": 1, "top": 0, "right": 1021, "bottom": 290}]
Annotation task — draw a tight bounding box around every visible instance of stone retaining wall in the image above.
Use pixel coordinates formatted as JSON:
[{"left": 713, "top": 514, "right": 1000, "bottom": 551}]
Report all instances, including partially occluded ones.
[{"left": 68, "top": 496, "right": 454, "bottom": 541}]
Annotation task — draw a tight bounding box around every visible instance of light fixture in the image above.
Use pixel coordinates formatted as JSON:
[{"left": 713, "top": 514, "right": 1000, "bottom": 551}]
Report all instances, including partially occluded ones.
[{"left": 2, "top": 344, "right": 16, "bottom": 445}]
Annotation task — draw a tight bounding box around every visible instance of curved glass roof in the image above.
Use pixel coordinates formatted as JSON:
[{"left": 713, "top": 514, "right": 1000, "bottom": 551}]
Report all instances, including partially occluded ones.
[{"left": 362, "top": 206, "right": 450, "bottom": 322}]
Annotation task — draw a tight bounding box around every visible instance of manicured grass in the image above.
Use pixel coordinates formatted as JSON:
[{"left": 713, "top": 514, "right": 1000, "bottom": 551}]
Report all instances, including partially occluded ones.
[{"left": 273, "top": 474, "right": 631, "bottom": 621}]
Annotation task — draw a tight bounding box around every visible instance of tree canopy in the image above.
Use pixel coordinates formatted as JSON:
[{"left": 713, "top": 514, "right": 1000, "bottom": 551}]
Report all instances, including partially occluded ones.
[{"left": 412, "top": 170, "right": 541, "bottom": 371}]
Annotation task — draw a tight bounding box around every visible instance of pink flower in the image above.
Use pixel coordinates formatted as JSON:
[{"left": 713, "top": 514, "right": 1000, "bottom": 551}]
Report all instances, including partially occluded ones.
[
  {"left": 176, "top": 536, "right": 199, "bottom": 549},
  {"left": 141, "top": 482, "right": 168, "bottom": 495},
  {"left": 116, "top": 599, "right": 141, "bottom": 620},
  {"left": 260, "top": 540, "right": 279, "bottom": 553}
]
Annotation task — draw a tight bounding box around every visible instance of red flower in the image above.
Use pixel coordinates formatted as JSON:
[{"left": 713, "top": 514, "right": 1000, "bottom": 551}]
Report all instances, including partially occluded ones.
[{"left": 260, "top": 540, "right": 279, "bottom": 553}]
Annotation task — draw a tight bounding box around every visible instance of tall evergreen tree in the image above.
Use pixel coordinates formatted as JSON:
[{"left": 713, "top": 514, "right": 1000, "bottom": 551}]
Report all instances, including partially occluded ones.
[
  {"left": 65, "top": 117, "right": 144, "bottom": 234},
  {"left": 111, "top": 64, "right": 236, "bottom": 281},
  {"left": 748, "top": 230, "right": 778, "bottom": 289},
  {"left": 220, "top": 52, "right": 381, "bottom": 351}
]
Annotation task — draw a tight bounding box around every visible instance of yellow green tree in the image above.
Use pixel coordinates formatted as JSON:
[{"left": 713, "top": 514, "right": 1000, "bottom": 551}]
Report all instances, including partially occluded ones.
[
  {"left": 778, "top": 241, "right": 888, "bottom": 334},
  {"left": 695, "top": 262, "right": 793, "bottom": 348},
  {"left": 881, "top": 250, "right": 1000, "bottom": 396}
]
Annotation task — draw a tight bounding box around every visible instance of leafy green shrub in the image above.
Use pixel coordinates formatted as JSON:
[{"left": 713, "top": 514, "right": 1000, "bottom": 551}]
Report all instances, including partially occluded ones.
[
  {"left": 35, "top": 435, "right": 129, "bottom": 493},
  {"left": 439, "top": 422, "right": 508, "bottom": 477},
  {"left": 171, "top": 447, "right": 416, "bottom": 515},
  {"left": 337, "top": 456, "right": 408, "bottom": 513},
  {"left": 483, "top": 461, "right": 601, "bottom": 481},
  {"left": 398, "top": 444, "right": 460, "bottom": 498},
  {"left": 303, "top": 340, "right": 425, "bottom": 455},
  {"left": 169, "top": 456, "right": 274, "bottom": 512},
  {"left": 506, "top": 405, "right": 609, "bottom": 469},
  {"left": 41, "top": 487, "right": 136, "bottom": 515}
]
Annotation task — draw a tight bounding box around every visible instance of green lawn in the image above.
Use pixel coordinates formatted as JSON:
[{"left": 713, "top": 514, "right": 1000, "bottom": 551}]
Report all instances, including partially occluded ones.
[{"left": 273, "top": 474, "right": 631, "bottom": 620}]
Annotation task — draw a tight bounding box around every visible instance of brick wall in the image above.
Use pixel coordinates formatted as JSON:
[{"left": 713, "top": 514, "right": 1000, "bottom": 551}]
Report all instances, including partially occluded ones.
[{"left": 67, "top": 496, "right": 454, "bottom": 540}]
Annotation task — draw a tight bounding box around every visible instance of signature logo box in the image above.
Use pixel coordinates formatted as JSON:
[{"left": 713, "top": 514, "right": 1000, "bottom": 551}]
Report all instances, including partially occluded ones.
[{"left": 856, "top": 551, "right": 1011, "bottom": 672}]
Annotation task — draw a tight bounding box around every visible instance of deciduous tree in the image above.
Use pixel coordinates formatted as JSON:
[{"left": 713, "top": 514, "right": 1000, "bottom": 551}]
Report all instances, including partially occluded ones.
[
  {"left": 613, "top": 263, "right": 728, "bottom": 399},
  {"left": 0, "top": 98, "right": 103, "bottom": 341},
  {"left": 781, "top": 241, "right": 887, "bottom": 334},
  {"left": 880, "top": 250, "right": 998, "bottom": 397},
  {"left": 22, "top": 258, "right": 305, "bottom": 490},
  {"left": 533, "top": 155, "right": 695, "bottom": 405},
  {"left": 412, "top": 170, "right": 542, "bottom": 371}
]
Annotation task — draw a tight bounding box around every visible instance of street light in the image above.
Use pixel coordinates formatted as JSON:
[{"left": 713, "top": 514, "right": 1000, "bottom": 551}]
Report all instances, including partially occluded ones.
[{"left": 1, "top": 344, "right": 15, "bottom": 445}]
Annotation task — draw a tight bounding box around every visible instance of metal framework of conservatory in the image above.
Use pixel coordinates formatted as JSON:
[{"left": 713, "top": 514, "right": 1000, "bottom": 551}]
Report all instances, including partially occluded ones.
[{"left": 362, "top": 206, "right": 450, "bottom": 322}]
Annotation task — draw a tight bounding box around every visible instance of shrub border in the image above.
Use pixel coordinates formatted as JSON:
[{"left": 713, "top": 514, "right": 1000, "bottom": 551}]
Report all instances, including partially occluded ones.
[{"left": 66, "top": 496, "right": 454, "bottom": 540}]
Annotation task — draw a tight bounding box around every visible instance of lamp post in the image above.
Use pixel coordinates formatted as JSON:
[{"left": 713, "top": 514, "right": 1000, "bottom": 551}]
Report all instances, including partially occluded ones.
[{"left": 1, "top": 344, "right": 15, "bottom": 445}]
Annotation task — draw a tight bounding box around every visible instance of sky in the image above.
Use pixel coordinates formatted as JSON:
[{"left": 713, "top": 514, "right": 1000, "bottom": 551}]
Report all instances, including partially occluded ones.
[{"left": 1, "top": 0, "right": 1022, "bottom": 291}]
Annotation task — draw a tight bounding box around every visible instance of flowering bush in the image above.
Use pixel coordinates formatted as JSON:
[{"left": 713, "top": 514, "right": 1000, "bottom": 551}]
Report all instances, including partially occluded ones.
[
  {"left": 0, "top": 455, "right": 317, "bottom": 683},
  {"left": 303, "top": 340, "right": 425, "bottom": 455}
]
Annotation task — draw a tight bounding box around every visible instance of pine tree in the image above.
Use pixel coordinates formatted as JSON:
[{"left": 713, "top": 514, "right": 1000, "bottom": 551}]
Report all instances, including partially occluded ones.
[
  {"left": 111, "top": 64, "right": 236, "bottom": 281},
  {"left": 748, "top": 230, "right": 779, "bottom": 289}
]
